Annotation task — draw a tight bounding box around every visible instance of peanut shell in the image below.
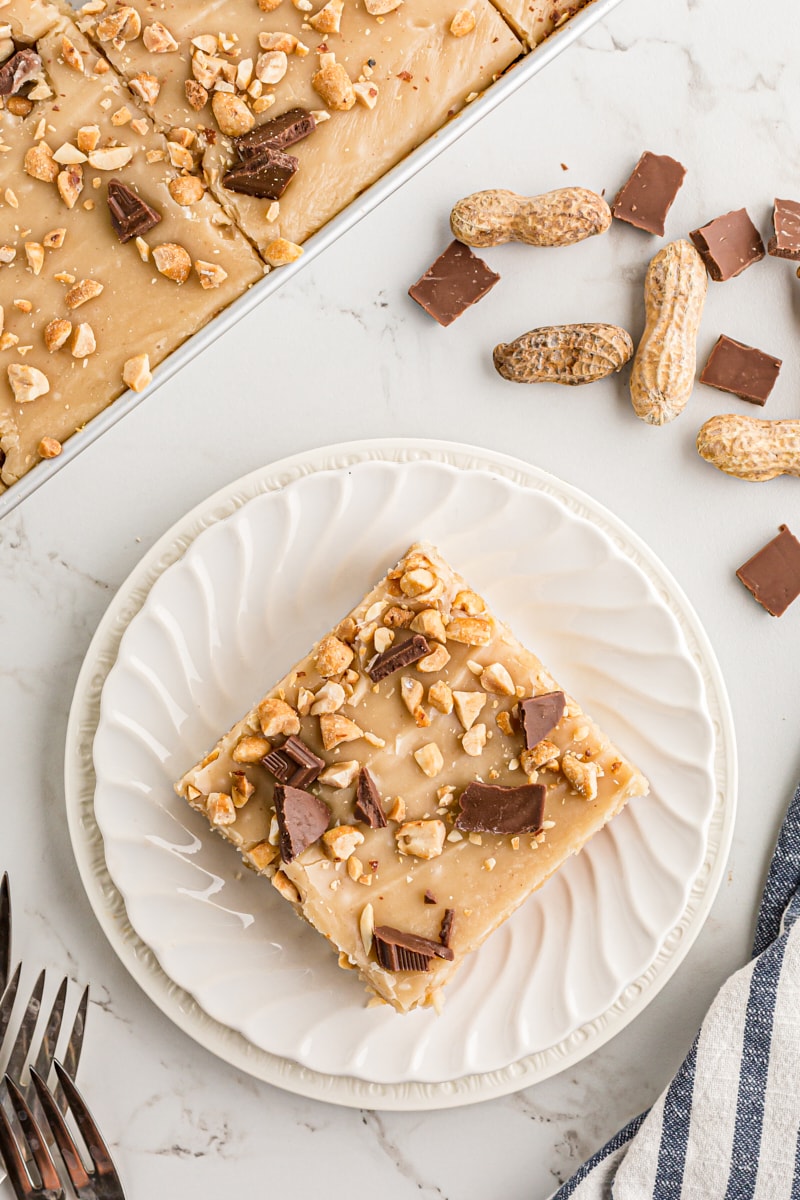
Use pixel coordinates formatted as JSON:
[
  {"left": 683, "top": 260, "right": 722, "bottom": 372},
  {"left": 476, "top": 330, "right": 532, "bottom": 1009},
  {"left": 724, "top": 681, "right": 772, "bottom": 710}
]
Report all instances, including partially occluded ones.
[
  {"left": 629, "top": 239, "right": 707, "bottom": 425},
  {"left": 696, "top": 414, "right": 800, "bottom": 481},
  {"left": 450, "top": 187, "right": 611, "bottom": 249},
  {"left": 493, "top": 323, "right": 633, "bottom": 386}
]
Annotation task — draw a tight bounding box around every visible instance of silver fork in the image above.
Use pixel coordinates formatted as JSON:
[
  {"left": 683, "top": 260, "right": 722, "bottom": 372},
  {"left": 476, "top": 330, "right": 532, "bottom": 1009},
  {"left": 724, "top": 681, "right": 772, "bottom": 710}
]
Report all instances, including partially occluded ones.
[
  {"left": 1, "top": 1063, "right": 126, "bottom": 1200},
  {"left": 0, "top": 873, "right": 89, "bottom": 1188}
]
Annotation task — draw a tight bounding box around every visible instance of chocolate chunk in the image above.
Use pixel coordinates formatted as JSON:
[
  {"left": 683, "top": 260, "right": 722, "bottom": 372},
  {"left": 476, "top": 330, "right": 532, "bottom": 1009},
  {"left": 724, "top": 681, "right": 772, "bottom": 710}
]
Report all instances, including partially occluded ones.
[
  {"left": 235, "top": 108, "right": 316, "bottom": 158},
  {"left": 263, "top": 735, "right": 324, "bottom": 789},
  {"left": 690, "top": 208, "right": 765, "bottom": 281},
  {"left": 439, "top": 909, "right": 455, "bottom": 948},
  {"left": 736, "top": 525, "right": 800, "bottom": 618},
  {"left": 408, "top": 240, "right": 500, "bottom": 327},
  {"left": 367, "top": 634, "right": 430, "bottom": 682},
  {"left": 768, "top": 198, "right": 800, "bottom": 260},
  {"left": 373, "top": 925, "right": 454, "bottom": 972},
  {"left": 107, "top": 179, "right": 162, "bottom": 243},
  {"left": 0, "top": 49, "right": 42, "bottom": 97},
  {"left": 612, "top": 151, "right": 686, "bottom": 236},
  {"left": 353, "top": 766, "right": 387, "bottom": 828},
  {"left": 424, "top": 890, "right": 437, "bottom": 905},
  {"left": 520, "top": 691, "right": 566, "bottom": 749},
  {"left": 222, "top": 147, "right": 298, "bottom": 200},
  {"left": 273, "top": 783, "right": 331, "bottom": 862},
  {"left": 455, "top": 782, "right": 546, "bottom": 835},
  {"left": 700, "top": 335, "right": 781, "bottom": 406}
]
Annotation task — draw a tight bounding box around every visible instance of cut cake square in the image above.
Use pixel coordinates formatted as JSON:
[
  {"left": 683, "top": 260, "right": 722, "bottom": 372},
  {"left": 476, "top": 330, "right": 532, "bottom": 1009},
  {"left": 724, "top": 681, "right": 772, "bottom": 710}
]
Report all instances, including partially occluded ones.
[{"left": 176, "top": 542, "right": 649, "bottom": 1013}]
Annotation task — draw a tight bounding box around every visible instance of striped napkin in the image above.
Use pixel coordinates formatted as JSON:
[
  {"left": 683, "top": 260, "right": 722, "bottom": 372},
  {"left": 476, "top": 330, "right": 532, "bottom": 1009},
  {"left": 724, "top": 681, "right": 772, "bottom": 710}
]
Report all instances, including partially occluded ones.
[{"left": 553, "top": 779, "right": 800, "bottom": 1200}]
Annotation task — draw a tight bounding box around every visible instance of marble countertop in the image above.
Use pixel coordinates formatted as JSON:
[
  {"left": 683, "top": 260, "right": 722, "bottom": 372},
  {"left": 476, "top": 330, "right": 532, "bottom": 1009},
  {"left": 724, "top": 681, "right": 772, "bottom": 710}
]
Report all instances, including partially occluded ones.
[{"left": 2, "top": 0, "right": 799, "bottom": 1194}]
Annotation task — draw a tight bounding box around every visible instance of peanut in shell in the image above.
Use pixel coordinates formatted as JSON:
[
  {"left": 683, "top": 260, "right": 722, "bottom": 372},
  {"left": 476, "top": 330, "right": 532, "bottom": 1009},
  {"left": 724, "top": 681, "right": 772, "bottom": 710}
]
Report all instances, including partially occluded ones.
[
  {"left": 696, "top": 414, "right": 800, "bottom": 481},
  {"left": 450, "top": 187, "right": 611, "bottom": 249},
  {"left": 629, "top": 239, "right": 707, "bottom": 425},
  {"left": 493, "top": 323, "right": 633, "bottom": 386}
]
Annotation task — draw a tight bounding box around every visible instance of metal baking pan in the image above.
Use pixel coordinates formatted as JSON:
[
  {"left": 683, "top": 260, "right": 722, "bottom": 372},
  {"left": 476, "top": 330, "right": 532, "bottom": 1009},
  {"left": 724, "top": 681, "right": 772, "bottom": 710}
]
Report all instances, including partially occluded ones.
[{"left": 0, "top": 0, "right": 624, "bottom": 519}]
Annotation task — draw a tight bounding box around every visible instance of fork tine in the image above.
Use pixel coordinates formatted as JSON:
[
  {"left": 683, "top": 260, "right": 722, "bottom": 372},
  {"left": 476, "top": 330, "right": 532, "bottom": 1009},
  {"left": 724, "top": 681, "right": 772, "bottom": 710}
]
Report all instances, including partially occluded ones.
[
  {"left": 29, "top": 1069, "right": 91, "bottom": 1193},
  {"left": 0, "top": 874, "right": 10, "bottom": 994},
  {"left": 3, "top": 1076, "right": 63, "bottom": 1198},
  {"left": 6, "top": 970, "right": 46, "bottom": 1084},
  {"left": 28, "top": 978, "right": 68, "bottom": 1088},
  {"left": 52, "top": 1061, "right": 118, "bottom": 1179},
  {"left": 0, "top": 962, "right": 22, "bottom": 1055},
  {"left": 60, "top": 986, "right": 88, "bottom": 1084},
  {"left": 0, "top": 1097, "right": 33, "bottom": 1198}
]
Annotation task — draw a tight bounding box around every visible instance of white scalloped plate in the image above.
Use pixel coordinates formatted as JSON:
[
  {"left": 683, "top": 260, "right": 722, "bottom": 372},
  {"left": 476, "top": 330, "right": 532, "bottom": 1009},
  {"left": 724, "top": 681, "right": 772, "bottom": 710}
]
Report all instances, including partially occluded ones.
[{"left": 65, "top": 440, "right": 736, "bottom": 1109}]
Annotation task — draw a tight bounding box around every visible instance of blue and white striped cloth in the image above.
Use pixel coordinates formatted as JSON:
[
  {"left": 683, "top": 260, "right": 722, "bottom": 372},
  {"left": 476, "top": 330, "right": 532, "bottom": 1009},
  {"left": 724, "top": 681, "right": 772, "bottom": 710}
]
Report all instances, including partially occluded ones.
[{"left": 554, "top": 779, "right": 800, "bottom": 1200}]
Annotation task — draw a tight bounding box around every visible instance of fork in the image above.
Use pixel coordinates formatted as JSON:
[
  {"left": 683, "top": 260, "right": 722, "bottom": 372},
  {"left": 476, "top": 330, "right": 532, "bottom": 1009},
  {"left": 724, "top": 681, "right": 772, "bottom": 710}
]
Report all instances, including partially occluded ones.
[
  {"left": 0, "top": 1062, "right": 126, "bottom": 1200},
  {"left": 0, "top": 874, "right": 89, "bottom": 1119},
  {"left": 0, "top": 873, "right": 90, "bottom": 1193}
]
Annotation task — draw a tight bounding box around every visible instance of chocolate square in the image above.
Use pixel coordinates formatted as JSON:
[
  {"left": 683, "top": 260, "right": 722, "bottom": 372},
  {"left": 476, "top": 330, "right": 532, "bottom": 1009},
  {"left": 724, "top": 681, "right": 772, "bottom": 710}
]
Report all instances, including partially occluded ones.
[
  {"left": 736, "top": 526, "right": 800, "bottom": 617},
  {"left": 222, "top": 147, "right": 299, "bottom": 200},
  {"left": 768, "top": 198, "right": 800, "bottom": 260},
  {"left": 611, "top": 151, "right": 686, "bottom": 236},
  {"left": 408, "top": 240, "right": 500, "bottom": 327},
  {"left": 234, "top": 108, "right": 316, "bottom": 159},
  {"left": 700, "top": 335, "right": 782, "bottom": 406},
  {"left": 690, "top": 208, "right": 765, "bottom": 281}
]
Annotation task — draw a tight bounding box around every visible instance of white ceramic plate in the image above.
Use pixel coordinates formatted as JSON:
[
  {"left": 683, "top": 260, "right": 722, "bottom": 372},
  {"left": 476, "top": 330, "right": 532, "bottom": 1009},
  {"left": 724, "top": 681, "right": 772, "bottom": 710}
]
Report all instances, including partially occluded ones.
[{"left": 65, "top": 440, "right": 736, "bottom": 1109}]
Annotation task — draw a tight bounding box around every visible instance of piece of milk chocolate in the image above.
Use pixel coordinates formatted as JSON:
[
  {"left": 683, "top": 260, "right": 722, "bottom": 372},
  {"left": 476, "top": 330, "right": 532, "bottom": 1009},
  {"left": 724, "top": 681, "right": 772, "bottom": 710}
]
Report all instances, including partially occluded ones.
[
  {"left": 736, "top": 526, "right": 800, "bottom": 617},
  {"left": 409, "top": 241, "right": 500, "bottom": 327},
  {"left": 690, "top": 209, "right": 765, "bottom": 281},
  {"left": 768, "top": 198, "right": 800, "bottom": 260},
  {"left": 612, "top": 151, "right": 686, "bottom": 236},
  {"left": 700, "top": 336, "right": 781, "bottom": 406}
]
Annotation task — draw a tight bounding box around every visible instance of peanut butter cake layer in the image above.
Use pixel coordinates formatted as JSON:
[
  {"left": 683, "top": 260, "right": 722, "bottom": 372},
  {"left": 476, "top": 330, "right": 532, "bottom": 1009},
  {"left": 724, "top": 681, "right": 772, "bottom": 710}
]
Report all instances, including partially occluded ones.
[
  {"left": 76, "top": 0, "right": 522, "bottom": 257},
  {"left": 489, "top": 0, "right": 589, "bottom": 50},
  {"left": 0, "top": 3, "right": 262, "bottom": 491},
  {"left": 176, "top": 542, "right": 649, "bottom": 1013}
]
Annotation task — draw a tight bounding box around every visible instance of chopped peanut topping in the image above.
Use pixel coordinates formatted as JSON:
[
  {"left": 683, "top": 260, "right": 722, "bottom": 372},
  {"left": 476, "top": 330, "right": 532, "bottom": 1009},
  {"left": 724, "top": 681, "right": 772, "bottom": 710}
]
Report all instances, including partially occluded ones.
[
  {"left": 309, "top": 0, "right": 344, "bottom": 34},
  {"left": 257, "top": 697, "right": 300, "bottom": 738},
  {"left": 61, "top": 36, "right": 84, "bottom": 72},
  {"left": 562, "top": 754, "right": 602, "bottom": 801},
  {"left": 65, "top": 278, "right": 104, "bottom": 310},
  {"left": 194, "top": 260, "right": 228, "bottom": 289},
  {"left": 143, "top": 21, "right": 178, "bottom": 52},
  {"left": 212, "top": 91, "right": 255, "bottom": 137},
  {"left": 152, "top": 243, "right": 192, "bottom": 283},
  {"left": 450, "top": 9, "right": 476, "bottom": 36},
  {"left": 38, "top": 436, "right": 62, "bottom": 459},
  {"left": 70, "top": 322, "right": 96, "bottom": 359},
  {"left": 95, "top": 6, "right": 141, "bottom": 41},
  {"left": 184, "top": 80, "right": 208, "bottom": 110},
  {"left": 122, "top": 353, "right": 152, "bottom": 392},
  {"left": 129, "top": 72, "right": 161, "bottom": 105},
  {"left": 319, "top": 713, "right": 363, "bottom": 750},
  {"left": 232, "top": 734, "right": 271, "bottom": 763},
  {"left": 413, "top": 742, "right": 443, "bottom": 778},
  {"left": 322, "top": 824, "right": 365, "bottom": 861},
  {"left": 44, "top": 319, "right": 72, "bottom": 353},
  {"left": 248, "top": 841, "right": 278, "bottom": 870},
  {"left": 24, "top": 142, "right": 59, "bottom": 183},
  {"left": 452, "top": 690, "right": 486, "bottom": 731},
  {"left": 428, "top": 680, "right": 453, "bottom": 714},
  {"left": 311, "top": 59, "right": 355, "bottom": 110},
  {"left": 8, "top": 364, "right": 49, "bottom": 403},
  {"left": 462, "top": 723, "right": 487, "bottom": 756},
  {"left": 169, "top": 175, "right": 205, "bottom": 206},
  {"left": 396, "top": 819, "right": 445, "bottom": 860},
  {"left": 315, "top": 635, "right": 354, "bottom": 677}
]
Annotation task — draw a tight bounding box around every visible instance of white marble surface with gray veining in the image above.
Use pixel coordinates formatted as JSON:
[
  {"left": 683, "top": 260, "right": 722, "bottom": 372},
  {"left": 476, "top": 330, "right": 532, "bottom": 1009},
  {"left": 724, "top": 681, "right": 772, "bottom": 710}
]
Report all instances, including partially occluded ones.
[{"left": 2, "top": 0, "right": 800, "bottom": 1195}]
